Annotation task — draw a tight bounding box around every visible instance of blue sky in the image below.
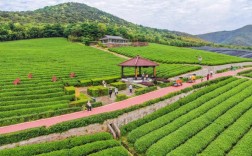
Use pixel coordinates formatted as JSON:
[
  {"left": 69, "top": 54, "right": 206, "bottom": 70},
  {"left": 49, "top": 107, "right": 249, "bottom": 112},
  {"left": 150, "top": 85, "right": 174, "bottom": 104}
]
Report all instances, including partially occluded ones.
[{"left": 0, "top": 0, "right": 252, "bottom": 34}]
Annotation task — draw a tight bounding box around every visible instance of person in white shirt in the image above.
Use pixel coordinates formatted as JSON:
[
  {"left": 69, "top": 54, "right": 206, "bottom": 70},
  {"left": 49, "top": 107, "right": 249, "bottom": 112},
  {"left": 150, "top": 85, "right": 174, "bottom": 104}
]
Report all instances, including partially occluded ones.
[
  {"left": 86, "top": 100, "right": 92, "bottom": 111},
  {"left": 114, "top": 87, "right": 119, "bottom": 95},
  {"left": 129, "top": 84, "right": 133, "bottom": 93}
]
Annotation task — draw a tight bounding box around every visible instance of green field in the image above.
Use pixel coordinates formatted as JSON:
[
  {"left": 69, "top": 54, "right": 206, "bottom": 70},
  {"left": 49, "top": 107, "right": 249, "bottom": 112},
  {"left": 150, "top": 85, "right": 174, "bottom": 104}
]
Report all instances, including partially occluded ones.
[
  {"left": 110, "top": 43, "right": 251, "bottom": 65},
  {"left": 121, "top": 77, "right": 252, "bottom": 155},
  {"left": 0, "top": 132, "right": 129, "bottom": 156},
  {"left": 0, "top": 38, "right": 202, "bottom": 126}
]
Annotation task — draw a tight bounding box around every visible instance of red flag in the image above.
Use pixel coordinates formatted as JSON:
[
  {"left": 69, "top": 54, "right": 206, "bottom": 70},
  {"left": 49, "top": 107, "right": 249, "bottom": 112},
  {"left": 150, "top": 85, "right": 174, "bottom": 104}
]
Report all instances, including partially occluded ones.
[
  {"left": 70, "top": 72, "right": 75, "bottom": 78},
  {"left": 13, "top": 78, "right": 21, "bottom": 85},
  {"left": 52, "top": 76, "right": 57, "bottom": 82},
  {"left": 28, "top": 73, "right": 32, "bottom": 79}
]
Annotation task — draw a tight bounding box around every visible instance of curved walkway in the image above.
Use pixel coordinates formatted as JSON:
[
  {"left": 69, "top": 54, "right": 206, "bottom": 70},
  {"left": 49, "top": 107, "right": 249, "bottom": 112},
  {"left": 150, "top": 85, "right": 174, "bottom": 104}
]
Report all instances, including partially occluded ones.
[{"left": 0, "top": 68, "right": 251, "bottom": 134}]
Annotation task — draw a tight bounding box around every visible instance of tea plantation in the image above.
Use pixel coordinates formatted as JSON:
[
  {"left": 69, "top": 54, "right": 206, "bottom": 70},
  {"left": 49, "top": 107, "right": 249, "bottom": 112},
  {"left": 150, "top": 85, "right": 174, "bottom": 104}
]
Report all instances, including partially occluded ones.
[
  {"left": 0, "top": 38, "right": 201, "bottom": 126},
  {"left": 0, "top": 132, "right": 129, "bottom": 156},
  {"left": 121, "top": 77, "right": 252, "bottom": 155},
  {"left": 110, "top": 43, "right": 251, "bottom": 65}
]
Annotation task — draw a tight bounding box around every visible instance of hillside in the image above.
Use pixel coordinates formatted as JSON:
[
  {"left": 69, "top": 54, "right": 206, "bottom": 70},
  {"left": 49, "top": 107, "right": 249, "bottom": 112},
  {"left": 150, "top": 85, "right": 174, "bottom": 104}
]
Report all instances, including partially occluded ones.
[
  {"left": 0, "top": 2, "right": 129, "bottom": 25},
  {"left": 110, "top": 43, "right": 251, "bottom": 65},
  {"left": 0, "top": 2, "right": 209, "bottom": 47},
  {"left": 198, "top": 25, "right": 252, "bottom": 46}
]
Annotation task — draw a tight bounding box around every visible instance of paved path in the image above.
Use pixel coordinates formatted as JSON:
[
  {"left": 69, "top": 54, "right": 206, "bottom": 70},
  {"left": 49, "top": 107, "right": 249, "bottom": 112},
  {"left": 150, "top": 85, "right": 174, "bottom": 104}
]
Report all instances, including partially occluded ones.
[
  {"left": 91, "top": 46, "right": 130, "bottom": 59},
  {"left": 0, "top": 68, "right": 251, "bottom": 135}
]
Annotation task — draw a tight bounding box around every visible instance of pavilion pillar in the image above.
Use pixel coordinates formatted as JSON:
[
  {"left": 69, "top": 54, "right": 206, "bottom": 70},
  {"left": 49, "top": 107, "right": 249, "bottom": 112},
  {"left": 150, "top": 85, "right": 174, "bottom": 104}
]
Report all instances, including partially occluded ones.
[
  {"left": 121, "top": 66, "right": 124, "bottom": 78},
  {"left": 139, "top": 67, "right": 142, "bottom": 76},
  {"left": 135, "top": 67, "right": 138, "bottom": 80},
  {"left": 153, "top": 67, "right": 156, "bottom": 78}
]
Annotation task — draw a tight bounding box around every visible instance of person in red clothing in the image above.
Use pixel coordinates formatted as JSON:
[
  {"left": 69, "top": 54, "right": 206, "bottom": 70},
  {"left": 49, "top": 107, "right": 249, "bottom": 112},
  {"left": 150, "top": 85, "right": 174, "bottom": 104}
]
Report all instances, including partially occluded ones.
[{"left": 206, "top": 74, "right": 210, "bottom": 81}]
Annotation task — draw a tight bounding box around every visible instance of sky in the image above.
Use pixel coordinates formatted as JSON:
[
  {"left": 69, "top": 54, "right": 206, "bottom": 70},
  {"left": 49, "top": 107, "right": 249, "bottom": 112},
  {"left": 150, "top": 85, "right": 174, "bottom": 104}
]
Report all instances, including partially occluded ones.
[{"left": 0, "top": 0, "right": 252, "bottom": 34}]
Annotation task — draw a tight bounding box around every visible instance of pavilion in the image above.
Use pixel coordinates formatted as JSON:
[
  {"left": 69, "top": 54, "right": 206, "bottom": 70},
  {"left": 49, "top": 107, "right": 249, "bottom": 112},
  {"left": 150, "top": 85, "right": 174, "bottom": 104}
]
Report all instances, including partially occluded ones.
[
  {"left": 99, "top": 35, "right": 128, "bottom": 47},
  {"left": 119, "top": 55, "right": 159, "bottom": 79}
]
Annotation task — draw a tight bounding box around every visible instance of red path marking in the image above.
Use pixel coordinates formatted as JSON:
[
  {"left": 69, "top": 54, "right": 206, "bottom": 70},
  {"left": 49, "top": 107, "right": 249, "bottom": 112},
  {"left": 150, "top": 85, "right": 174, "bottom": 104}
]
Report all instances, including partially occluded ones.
[{"left": 0, "top": 68, "right": 250, "bottom": 135}]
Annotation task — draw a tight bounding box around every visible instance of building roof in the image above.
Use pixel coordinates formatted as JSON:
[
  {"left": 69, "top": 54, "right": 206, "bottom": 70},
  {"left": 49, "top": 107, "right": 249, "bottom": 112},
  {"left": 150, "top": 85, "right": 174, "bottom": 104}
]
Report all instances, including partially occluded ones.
[
  {"left": 100, "top": 35, "right": 128, "bottom": 40},
  {"left": 119, "top": 55, "right": 159, "bottom": 67}
]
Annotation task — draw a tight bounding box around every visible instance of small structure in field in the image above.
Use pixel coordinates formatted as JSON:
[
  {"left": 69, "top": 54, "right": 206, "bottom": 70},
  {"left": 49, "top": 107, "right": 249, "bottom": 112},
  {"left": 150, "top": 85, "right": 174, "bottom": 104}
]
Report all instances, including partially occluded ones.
[
  {"left": 13, "top": 78, "right": 21, "bottom": 85},
  {"left": 100, "top": 35, "right": 129, "bottom": 48},
  {"left": 70, "top": 72, "right": 75, "bottom": 78},
  {"left": 52, "top": 76, "right": 57, "bottom": 82},
  {"left": 131, "top": 42, "right": 149, "bottom": 47},
  {"left": 28, "top": 73, "right": 32, "bottom": 79},
  {"left": 119, "top": 55, "right": 159, "bottom": 80}
]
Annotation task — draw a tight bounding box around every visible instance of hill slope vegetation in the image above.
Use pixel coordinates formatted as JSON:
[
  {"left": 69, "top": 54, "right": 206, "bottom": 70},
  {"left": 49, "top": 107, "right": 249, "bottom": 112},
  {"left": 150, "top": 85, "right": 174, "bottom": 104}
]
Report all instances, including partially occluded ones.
[{"left": 198, "top": 25, "right": 252, "bottom": 46}]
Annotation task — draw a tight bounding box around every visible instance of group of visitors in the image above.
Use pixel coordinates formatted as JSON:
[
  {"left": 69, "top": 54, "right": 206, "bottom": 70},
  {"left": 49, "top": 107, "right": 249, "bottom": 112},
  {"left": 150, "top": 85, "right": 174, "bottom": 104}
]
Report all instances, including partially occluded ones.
[
  {"left": 108, "top": 87, "right": 119, "bottom": 98},
  {"left": 188, "top": 74, "right": 196, "bottom": 83},
  {"left": 206, "top": 70, "right": 214, "bottom": 81},
  {"left": 173, "top": 77, "right": 183, "bottom": 86},
  {"left": 141, "top": 73, "right": 149, "bottom": 81}
]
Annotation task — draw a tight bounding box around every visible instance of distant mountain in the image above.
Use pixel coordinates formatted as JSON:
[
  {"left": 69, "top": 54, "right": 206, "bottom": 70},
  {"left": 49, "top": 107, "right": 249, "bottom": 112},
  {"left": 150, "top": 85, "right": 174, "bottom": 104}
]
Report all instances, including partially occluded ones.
[
  {"left": 198, "top": 25, "right": 252, "bottom": 46},
  {"left": 0, "top": 2, "right": 209, "bottom": 47}
]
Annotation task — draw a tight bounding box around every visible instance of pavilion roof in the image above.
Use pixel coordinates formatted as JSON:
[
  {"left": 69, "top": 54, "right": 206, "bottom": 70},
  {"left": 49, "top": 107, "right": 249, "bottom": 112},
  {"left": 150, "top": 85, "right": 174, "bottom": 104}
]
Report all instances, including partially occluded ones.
[
  {"left": 119, "top": 55, "right": 159, "bottom": 67},
  {"left": 100, "top": 35, "right": 128, "bottom": 40}
]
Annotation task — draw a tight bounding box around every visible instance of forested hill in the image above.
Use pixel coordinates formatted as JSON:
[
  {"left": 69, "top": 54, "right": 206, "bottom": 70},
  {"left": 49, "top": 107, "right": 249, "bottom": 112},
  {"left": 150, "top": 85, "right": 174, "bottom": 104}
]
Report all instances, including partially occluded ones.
[
  {"left": 0, "top": 3, "right": 129, "bottom": 25},
  {"left": 198, "top": 25, "right": 252, "bottom": 46},
  {"left": 0, "top": 2, "right": 210, "bottom": 47}
]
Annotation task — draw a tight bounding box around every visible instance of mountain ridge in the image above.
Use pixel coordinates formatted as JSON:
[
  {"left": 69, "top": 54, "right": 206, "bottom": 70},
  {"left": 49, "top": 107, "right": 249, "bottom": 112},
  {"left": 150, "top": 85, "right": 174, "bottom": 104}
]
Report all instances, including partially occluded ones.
[{"left": 197, "top": 25, "right": 252, "bottom": 46}]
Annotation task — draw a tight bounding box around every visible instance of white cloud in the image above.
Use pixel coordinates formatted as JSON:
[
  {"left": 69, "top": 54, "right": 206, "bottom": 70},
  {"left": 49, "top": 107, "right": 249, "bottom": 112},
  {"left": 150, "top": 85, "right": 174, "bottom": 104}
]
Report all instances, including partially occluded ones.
[{"left": 0, "top": 0, "right": 251, "bottom": 34}]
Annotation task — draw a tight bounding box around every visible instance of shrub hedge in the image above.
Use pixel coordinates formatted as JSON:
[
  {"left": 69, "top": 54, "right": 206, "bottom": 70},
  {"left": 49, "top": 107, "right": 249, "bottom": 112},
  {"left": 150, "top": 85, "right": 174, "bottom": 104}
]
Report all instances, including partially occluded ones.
[
  {"left": 116, "top": 94, "right": 128, "bottom": 102},
  {"left": 88, "top": 146, "right": 129, "bottom": 156},
  {"left": 87, "top": 86, "right": 109, "bottom": 97},
  {"left": 91, "top": 76, "right": 120, "bottom": 86},
  {"left": 135, "top": 86, "right": 157, "bottom": 95},
  {"left": 79, "top": 80, "right": 92, "bottom": 87},
  {"left": 110, "top": 82, "right": 127, "bottom": 90},
  {"left": 64, "top": 86, "right": 75, "bottom": 95}
]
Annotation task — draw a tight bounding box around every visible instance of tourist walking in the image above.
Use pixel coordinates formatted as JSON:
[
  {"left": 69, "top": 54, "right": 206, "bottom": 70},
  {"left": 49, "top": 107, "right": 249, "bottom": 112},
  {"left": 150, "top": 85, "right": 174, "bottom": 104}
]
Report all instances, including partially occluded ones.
[
  {"left": 114, "top": 87, "right": 118, "bottom": 95},
  {"left": 129, "top": 84, "right": 133, "bottom": 93},
  {"left": 86, "top": 100, "right": 92, "bottom": 111},
  {"left": 191, "top": 74, "right": 196, "bottom": 82},
  {"left": 210, "top": 70, "right": 213, "bottom": 77},
  {"left": 109, "top": 88, "right": 113, "bottom": 98},
  {"left": 102, "top": 80, "right": 107, "bottom": 87},
  {"left": 206, "top": 74, "right": 210, "bottom": 81}
]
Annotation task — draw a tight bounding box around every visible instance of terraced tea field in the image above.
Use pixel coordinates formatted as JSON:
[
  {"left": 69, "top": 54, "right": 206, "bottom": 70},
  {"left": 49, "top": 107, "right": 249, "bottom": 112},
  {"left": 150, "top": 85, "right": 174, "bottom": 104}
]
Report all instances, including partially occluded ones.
[
  {"left": 0, "top": 38, "right": 201, "bottom": 126},
  {"left": 110, "top": 43, "right": 251, "bottom": 65},
  {"left": 0, "top": 132, "right": 129, "bottom": 156},
  {"left": 121, "top": 77, "right": 252, "bottom": 155},
  {"left": 238, "top": 69, "right": 252, "bottom": 78},
  {"left": 0, "top": 38, "right": 130, "bottom": 126}
]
